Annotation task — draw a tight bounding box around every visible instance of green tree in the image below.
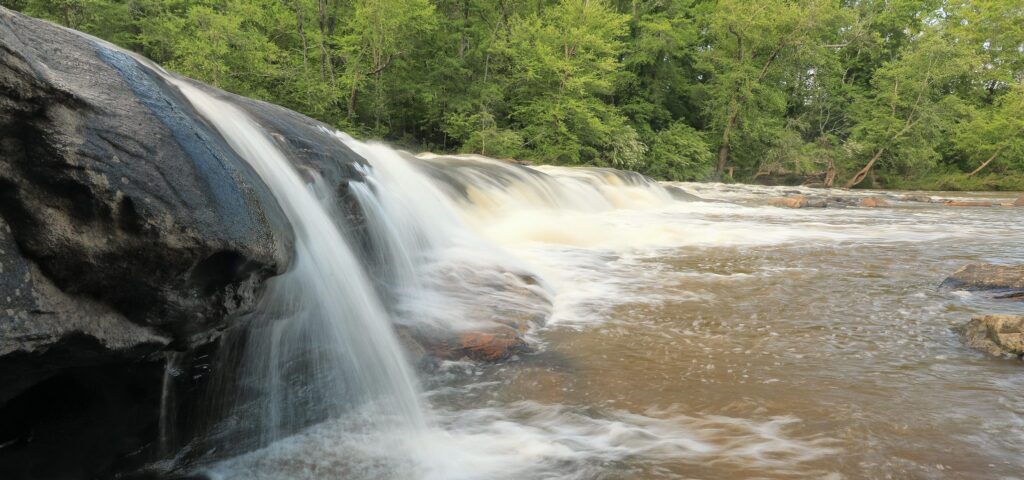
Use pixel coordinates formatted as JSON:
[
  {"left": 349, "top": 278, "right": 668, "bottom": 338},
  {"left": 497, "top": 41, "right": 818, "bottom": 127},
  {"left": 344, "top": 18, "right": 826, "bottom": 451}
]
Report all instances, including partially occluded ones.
[
  {"left": 700, "top": 0, "right": 847, "bottom": 178},
  {"left": 843, "top": 31, "right": 977, "bottom": 187},
  {"left": 956, "top": 83, "right": 1024, "bottom": 177},
  {"left": 501, "top": 0, "right": 643, "bottom": 168},
  {"left": 4, "top": 0, "right": 1022, "bottom": 188},
  {"left": 644, "top": 121, "right": 713, "bottom": 180},
  {"left": 335, "top": 0, "right": 437, "bottom": 134}
]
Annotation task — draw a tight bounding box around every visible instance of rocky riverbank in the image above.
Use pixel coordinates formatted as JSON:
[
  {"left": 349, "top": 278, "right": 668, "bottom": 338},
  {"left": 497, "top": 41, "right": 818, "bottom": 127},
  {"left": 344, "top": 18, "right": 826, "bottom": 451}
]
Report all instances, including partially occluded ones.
[{"left": 765, "top": 192, "right": 1024, "bottom": 209}]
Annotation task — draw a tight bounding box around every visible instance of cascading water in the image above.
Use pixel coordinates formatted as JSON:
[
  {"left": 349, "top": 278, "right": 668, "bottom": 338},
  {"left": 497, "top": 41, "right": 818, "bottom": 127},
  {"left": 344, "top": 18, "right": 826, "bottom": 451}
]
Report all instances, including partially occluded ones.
[
  {"left": 133, "top": 38, "right": 834, "bottom": 480},
  {"left": 337, "top": 137, "right": 553, "bottom": 334},
  {"left": 155, "top": 71, "right": 768, "bottom": 479},
  {"left": 166, "top": 79, "right": 428, "bottom": 447}
]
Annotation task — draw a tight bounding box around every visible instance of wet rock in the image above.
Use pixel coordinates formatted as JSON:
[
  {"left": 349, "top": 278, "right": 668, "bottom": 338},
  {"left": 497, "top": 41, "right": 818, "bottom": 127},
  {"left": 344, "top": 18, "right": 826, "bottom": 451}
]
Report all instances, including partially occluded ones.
[
  {"left": 0, "top": 7, "right": 371, "bottom": 477},
  {"left": 665, "top": 186, "right": 705, "bottom": 202},
  {"left": 960, "top": 315, "right": 1024, "bottom": 358},
  {"left": 1014, "top": 196, "right": 1024, "bottom": 207},
  {"left": 0, "top": 7, "right": 289, "bottom": 351},
  {"left": 398, "top": 267, "right": 552, "bottom": 364},
  {"left": 827, "top": 196, "right": 859, "bottom": 206},
  {"left": 769, "top": 196, "right": 809, "bottom": 208},
  {"left": 859, "top": 197, "right": 889, "bottom": 208},
  {"left": 943, "top": 200, "right": 994, "bottom": 207},
  {"left": 401, "top": 323, "right": 534, "bottom": 364},
  {"left": 445, "top": 326, "right": 532, "bottom": 362},
  {"left": 941, "top": 263, "right": 1024, "bottom": 298},
  {"left": 768, "top": 195, "right": 830, "bottom": 209}
]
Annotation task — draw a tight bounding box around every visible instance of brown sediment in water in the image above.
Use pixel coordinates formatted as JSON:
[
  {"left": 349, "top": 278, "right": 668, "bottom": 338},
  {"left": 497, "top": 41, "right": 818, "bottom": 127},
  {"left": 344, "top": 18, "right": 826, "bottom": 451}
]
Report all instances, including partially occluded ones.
[{"left": 430, "top": 187, "right": 1024, "bottom": 479}]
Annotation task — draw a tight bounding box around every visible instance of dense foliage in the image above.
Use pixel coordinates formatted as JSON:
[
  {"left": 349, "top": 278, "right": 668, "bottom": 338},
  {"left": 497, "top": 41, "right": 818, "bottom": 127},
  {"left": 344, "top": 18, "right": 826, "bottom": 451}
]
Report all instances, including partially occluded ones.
[{"left": 6, "top": 0, "right": 1022, "bottom": 188}]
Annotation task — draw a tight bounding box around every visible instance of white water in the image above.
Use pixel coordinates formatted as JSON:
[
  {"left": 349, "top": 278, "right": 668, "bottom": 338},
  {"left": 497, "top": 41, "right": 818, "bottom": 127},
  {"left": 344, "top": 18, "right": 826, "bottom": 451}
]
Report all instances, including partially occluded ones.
[
  {"left": 168, "top": 80, "right": 427, "bottom": 444},
  {"left": 337, "top": 138, "right": 547, "bottom": 333},
  {"left": 181, "top": 139, "right": 843, "bottom": 478}
]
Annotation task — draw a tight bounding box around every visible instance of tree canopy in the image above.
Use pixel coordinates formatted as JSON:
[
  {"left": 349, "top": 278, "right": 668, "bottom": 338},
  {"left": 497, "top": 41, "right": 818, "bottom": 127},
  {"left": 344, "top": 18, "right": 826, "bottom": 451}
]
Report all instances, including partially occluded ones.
[{"left": 5, "top": 0, "right": 1023, "bottom": 189}]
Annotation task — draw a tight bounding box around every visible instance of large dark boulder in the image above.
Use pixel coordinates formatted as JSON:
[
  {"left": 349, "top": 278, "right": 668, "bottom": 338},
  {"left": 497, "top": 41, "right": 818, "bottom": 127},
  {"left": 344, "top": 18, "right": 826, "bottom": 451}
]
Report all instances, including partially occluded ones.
[{"left": 0, "top": 7, "right": 369, "bottom": 478}]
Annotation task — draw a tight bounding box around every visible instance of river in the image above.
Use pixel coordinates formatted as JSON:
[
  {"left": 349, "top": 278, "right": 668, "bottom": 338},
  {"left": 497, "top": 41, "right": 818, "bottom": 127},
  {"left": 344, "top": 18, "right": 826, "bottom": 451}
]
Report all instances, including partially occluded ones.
[{"left": 206, "top": 152, "right": 1024, "bottom": 479}]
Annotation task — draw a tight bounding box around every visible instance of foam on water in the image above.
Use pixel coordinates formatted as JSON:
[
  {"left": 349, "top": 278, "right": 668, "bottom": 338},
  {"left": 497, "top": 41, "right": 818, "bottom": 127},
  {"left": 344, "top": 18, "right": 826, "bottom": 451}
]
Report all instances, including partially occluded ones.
[
  {"left": 413, "top": 168, "right": 973, "bottom": 329},
  {"left": 203, "top": 402, "right": 838, "bottom": 480},
  {"left": 331, "top": 137, "right": 551, "bottom": 333}
]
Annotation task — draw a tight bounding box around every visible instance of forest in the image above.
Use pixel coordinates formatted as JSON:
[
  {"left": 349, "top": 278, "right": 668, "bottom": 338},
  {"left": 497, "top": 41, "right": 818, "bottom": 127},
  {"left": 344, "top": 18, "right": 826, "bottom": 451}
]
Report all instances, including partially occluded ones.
[{"left": 4, "top": 0, "right": 1022, "bottom": 189}]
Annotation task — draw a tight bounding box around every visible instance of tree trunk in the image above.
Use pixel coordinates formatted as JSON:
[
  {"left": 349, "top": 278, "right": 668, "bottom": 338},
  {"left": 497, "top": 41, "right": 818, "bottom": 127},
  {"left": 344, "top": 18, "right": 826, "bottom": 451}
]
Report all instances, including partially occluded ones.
[
  {"left": 348, "top": 71, "right": 359, "bottom": 120},
  {"left": 824, "top": 158, "right": 836, "bottom": 188},
  {"left": 715, "top": 108, "right": 738, "bottom": 176},
  {"left": 967, "top": 125, "right": 1023, "bottom": 177},
  {"left": 317, "top": 0, "right": 335, "bottom": 85},
  {"left": 966, "top": 148, "right": 1002, "bottom": 177},
  {"left": 844, "top": 147, "right": 885, "bottom": 188},
  {"left": 294, "top": 0, "right": 309, "bottom": 72}
]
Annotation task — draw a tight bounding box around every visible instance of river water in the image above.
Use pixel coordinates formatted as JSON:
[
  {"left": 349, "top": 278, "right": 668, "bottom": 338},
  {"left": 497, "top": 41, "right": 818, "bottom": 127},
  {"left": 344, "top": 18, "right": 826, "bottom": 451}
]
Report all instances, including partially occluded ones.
[
  {"left": 207, "top": 152, "right": 1023, "bottom": 479},
  {"left": 425, "top": 181, "right": 1024, "bottom": 480}
]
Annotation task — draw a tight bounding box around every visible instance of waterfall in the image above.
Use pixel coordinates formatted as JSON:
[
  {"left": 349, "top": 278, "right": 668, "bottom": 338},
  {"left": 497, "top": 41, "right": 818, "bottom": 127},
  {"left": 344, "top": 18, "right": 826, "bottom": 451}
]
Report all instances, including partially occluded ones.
[
  {"left": 335, "top": 137, "right": 549, "bottom": 334},
  {"left": 159, "top": 73, "right": 692, "bottom": 471},
  {"left": 158, "top": 351, "right": 184, "bottom": 456},
  {"left": 138, "top": 45, "right": 691, "bottom": 478},
  {"left": 413, "top": 153, "right": 680, "bottom": 215},
  {"left": 167, "top": 79, "right": 428, "bottom": 444}
]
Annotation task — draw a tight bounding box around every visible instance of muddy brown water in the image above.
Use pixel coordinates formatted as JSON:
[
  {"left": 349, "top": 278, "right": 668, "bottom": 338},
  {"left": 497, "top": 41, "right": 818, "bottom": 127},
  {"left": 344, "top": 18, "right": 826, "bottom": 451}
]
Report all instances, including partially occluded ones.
[
  {"left": 207, "top": 184, "right": 1023, "bottom": 480},
  {"left": 426, "top": 186, "right": 1024, "bottom": 479}
]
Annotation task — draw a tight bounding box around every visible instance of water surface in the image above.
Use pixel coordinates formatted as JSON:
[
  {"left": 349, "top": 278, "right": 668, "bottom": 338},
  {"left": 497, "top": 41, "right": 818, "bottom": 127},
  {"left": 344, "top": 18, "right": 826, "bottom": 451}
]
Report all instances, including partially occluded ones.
[
  {"left": 209, "top": 168, "right": 1024, "bottom": 479},
  {"left": 425, "top": 183, "right": 1024, "bottom": 479}
]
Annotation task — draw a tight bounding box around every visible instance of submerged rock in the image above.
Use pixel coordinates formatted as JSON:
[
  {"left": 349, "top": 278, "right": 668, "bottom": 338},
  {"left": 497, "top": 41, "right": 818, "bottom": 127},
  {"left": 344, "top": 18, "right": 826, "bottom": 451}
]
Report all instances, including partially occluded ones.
[
  {"left": 859, "top": 197, "right": 889, "bottom": 208},
  {"left": 943, "top": 200, "right": 994, "bottom": 207},
  {"left": 769, "top": 195, "right": 809, "bottom": 208},
  {"left": 960, "top": 315, "right": 1024, "bottom": 358},
  {"left": 941, "top": 263, "right": 1024, "bottom": 298},
  {"left": 899, "top": 194, "right": 934, "bottom": 203},
  {"left": 443, "top": 326, "right": 532, "bottom": 362},
  {"left": 400, "top": 268, "right": 552, "bottom": 364},
  {"left": 665, "top": 185, "right": 704, "bottom": 202}
]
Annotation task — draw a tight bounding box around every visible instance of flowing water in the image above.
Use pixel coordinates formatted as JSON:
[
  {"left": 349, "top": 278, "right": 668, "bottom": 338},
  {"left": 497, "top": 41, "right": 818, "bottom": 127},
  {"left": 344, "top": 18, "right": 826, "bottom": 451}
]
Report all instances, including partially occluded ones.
[
  {"left": 157, "top": 71, "right": 1024, "bottom": 479},
  {"left": 168, "top": 80, "right": 428, "bottom": 449},
  {"left": 205, "top": 146, "right": 1023, "bottom": 478}
]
